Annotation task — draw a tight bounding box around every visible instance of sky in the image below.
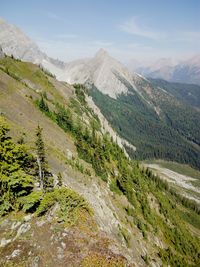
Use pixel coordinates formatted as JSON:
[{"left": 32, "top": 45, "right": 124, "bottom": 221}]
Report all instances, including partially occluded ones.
[{"left": 1, "top": 0, "right": 200, "bottom": 64}]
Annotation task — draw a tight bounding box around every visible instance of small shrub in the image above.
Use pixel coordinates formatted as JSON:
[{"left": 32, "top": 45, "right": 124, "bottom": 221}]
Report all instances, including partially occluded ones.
[
  {"left": 35, "top": 191, "right": 56, "bottom": 216},
  {"left": 57, "top": 172, "right": 63, "bottom": 187},
  {"left": 18, "top": 191, "right": 42, "bottom": 212},
  {"left": 109, "top": 180, "right": 121, "bottom": 195},
  {"left": 0, "top": 200, "right": 12, "bottom": 216},
  {"left": 82, "top": 253, "right": 125, "bottom": 267},
  {"left": 35, "top": 187, "right": 92, "bottom": 225},
  {"left": 119, "top": 226, "right": 131, "bottom": 247},
  {"left": 137, "top": 220, "right": 147, "bottom": 238}
]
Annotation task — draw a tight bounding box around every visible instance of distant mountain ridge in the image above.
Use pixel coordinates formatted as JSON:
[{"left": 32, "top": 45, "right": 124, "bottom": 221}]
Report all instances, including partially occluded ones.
[{"left": 130, "top": 56, "right": 200, "bottom": 86}]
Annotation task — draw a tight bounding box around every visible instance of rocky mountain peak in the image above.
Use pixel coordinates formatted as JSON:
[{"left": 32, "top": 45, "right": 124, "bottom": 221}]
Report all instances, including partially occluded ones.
[
  {"left": 62, "top": 48, "right": 142, "bottom": 99},
  {"left": 0, "top": 17, "right": 65, "bottom": 78},
  {"left": 0, "top": 17, "right": 43, "bottom": 62}
]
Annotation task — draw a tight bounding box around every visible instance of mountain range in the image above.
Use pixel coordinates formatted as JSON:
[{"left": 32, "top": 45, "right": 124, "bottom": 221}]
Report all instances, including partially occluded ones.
[
  {"left": 1, "top": 17, "right": 200, "bottom": 86},
  {"left": 57, "top": 48, "right": 200, "bottom": 169},
  {"left": 0, "top": 17, "right": 200, "bottom": 170},
  {"left": 129, "top": 56, "right": 200, "bottom": 85}
]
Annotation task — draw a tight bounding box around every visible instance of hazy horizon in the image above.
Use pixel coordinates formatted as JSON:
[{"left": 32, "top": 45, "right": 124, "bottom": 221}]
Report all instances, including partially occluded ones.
[{"left": 1, "top": 0, "right": 200, "bottom": 64}]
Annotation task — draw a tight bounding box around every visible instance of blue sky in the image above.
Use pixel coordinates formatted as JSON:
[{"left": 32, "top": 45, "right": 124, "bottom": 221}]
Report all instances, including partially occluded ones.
[{"left": 1, "top": 0, "right": 200, "bottom": 63}]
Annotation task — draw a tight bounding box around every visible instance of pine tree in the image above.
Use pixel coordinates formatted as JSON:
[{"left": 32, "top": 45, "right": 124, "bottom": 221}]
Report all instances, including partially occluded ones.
[
  {"left": 35, "top": 125, "right": 53, "bottom": 191},
  {"left": 38, "top": 97, "right": 49, "bottom": 113},
  {"left": 0, "top": 116, "right": 34, "bottom": 214}
]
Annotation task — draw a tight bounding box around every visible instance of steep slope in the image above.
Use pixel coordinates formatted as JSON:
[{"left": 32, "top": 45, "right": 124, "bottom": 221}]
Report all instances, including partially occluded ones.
[
  {"left": 0, "top": 17, "right": 64, "bottom": 77},
  {"left": 62, "top": 50, "right": 200, "bottom": 169},
  {"left": 1, "top": 56, "right": 200, "bottom": 267},
  {"left": 0, "top": 56, "right": 139, "bottom": 266}
]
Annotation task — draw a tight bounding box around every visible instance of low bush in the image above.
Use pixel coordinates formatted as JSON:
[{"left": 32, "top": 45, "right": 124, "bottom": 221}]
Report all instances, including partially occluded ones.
[
  {"left": 35, "top": 188, "right": 92, "bottom": 225},
  {"left": 18, "top": 191, "right": 43, "bottom": 213}
]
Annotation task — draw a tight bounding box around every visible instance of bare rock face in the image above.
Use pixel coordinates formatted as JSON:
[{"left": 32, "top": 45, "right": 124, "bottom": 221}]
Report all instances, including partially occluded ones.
[
  {"left": 62, "top": 48, "right": 142, "bottom": 99},
  {"left": 0, "top": 17, "right": 64, "bottom": 77},
  {"left": 0, "top": 17, "right": 44, "bottom": 63}
]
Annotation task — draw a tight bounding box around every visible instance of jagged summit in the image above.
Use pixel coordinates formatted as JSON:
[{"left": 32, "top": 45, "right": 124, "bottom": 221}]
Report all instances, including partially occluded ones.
[{"left": 62, "top": 49, "right": 141, "bottom": 98}]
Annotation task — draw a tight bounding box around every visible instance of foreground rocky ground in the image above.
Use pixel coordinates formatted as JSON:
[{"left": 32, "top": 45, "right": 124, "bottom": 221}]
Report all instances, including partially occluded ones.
[{"left": 0, "top": 210, "right": 133, "bottom": 267}]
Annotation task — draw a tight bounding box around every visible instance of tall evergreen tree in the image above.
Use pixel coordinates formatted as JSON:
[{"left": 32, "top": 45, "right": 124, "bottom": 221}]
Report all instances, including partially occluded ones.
[
  {"left": 0, "top": 116, "right": 34, "bottom": 214},
  {"left": 35, "top": 125, "right": 53, "bottom": 191}
]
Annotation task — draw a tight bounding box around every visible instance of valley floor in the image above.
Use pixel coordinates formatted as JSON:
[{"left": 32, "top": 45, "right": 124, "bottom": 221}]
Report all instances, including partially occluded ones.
[{"left": 143, "top": 161, "right": 200, "bottom": 204}]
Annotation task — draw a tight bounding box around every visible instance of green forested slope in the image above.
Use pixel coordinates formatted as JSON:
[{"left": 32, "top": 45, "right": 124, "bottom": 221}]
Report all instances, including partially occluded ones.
[
  {"left": 149, "top": 78, "right": 200, "bottom": 108},
  {"left": 90, "top": 86, "right": 200, "bottom": 170},
  {"left": 34, "top": 81, "right": 200, "bottom": 266}
]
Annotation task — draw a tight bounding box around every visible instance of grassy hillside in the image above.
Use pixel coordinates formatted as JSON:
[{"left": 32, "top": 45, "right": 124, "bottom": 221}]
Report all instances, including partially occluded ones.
[{"left": 0, "top": 56, "right": 200, "bottom": 267}]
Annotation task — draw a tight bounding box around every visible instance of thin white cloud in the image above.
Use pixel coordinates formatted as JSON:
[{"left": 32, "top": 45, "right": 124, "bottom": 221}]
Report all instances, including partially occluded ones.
[
  {"left": 119, "top": 17, "right": 165, "bottom": 39},
  {"left": 35, "top": 34, "right": 198, "bottom": 63},
  {"left": 126, "top": 43, "right": 152, "bottom": 50},
  {"left": 174, "top": 31, "right": 200, "bottom": 43},
  {"left": 34, "top": 26, "right": 200, "bottom": 63},
  {"left": 35, "top": 36, "right": 114, "bottom": 61},
  {"left": 120, "top": 17, "right": 200, "bottom": 44},
  {"left": 92, "top": 40, "right": 113, "bottom": 47}
]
